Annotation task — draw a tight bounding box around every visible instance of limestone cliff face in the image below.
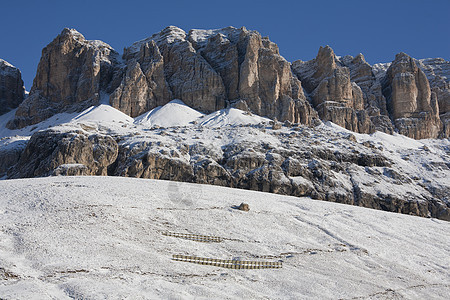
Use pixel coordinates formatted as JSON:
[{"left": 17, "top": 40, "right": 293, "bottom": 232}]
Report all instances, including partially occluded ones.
[
  {"left": 5, "top": 26, "right": 449, "bottom": 139},
  {"left": 0, "top": 59, "right": 25, "bottom": 115},
  {"left": 8, "top": 128, "right": 118, "bottom": 178},
  {"left": 114, "top": 26, "right": 317, "bottom": 124},
  {"left": 201, "top": 28, "right": 308, "bottom": 122},
  {"left": 292, "top": 46, "right": 374, "bottom": 133},
  {"left": 416, "top": 58, "right": 450, "bottom": 138},
  {"left": 340, "top": 54, "right": 394, "bottom": 134},
  {"left": 119, "top": 26, "right": 227, "bottom": 114},
  {"left": 7, "top": 29, "right": 119, "bottom": 129},
  {"left": 110, "top": 40, "right": 172, "bottom": 117},
  {"left": 293, "top": 46, "right": 447, "bottom": 139},
  {"left": 382, "top": 53, "right": 441, "bottom": 139}
]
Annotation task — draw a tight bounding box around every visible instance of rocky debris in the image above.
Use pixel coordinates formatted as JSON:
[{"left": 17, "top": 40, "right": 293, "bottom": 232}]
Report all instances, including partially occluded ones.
[
  {"left": 292, "top": 46, "right": 375, "bottom": 133},
  {"left": 0, "top": 59, "right": 25, "bottom": 115},
  {"left": 8, "top": 127, "right": 118, "bottom": 178},
  {"left": 382, "top": 53, "right": 441, "bottom": 139},
  {"left": 53, "top": 164, "right": 90, "bottom": 176},
  {"left": 7, "top": 29, "right": 120, "bottom": 129},
  {"left": 237, "top": 203, "right": 250, "bottom": 211}
]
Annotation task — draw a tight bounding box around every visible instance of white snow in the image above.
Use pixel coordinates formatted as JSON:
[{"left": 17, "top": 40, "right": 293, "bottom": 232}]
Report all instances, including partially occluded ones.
[
  {"left": 72, "top": 104, "right": 134, "bottom": 124},
  {"left": 188, "top": 27, "right": 241, "bottom": 48},
  {"left": 199, "top": 108, "right": 270, "bottom": 128},
  {"left": 135, "top": 100, "right": 204, "bottom": 128},
  {"left": 126, "top": 26, "right": 186, "bottom": 57},
  {"left": 319, "top": 121, "right": 450, "bottom": 195},
  {"left": 0, "top": 109, "right": 78, "bottom": 140},
  {"left": 0, "top": 59, "right": 16, "bottom": 69},
  {"left": 0, "top": 176, "right": 449, "bottom": 299},
  {"left": 372, "top": 62, "right": 391, "bottom": 80}
]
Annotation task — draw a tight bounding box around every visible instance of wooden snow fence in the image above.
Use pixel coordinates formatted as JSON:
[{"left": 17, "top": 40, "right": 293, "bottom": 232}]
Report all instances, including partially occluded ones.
[{"left": 163, "top": 231, "right": 282, "bottom": 269}]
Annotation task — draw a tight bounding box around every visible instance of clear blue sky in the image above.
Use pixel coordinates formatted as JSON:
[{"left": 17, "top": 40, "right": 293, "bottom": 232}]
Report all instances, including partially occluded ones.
[{"left": 1, "top": 0, "right": 449, "bottom": 90}]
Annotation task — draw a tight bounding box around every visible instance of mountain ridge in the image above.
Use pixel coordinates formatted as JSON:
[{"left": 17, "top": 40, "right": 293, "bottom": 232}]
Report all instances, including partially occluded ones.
[
  {"left": 0, "top": 27, "right": 449, "bottom": 221},
  {"left": 2, "top": 26, "right": 449, "bottom": 139}
]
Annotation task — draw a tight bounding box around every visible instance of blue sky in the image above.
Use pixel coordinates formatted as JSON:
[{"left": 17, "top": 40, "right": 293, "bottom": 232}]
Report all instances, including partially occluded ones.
[{"left": 1, "top": 0, "right": 449, "bottom": 89}]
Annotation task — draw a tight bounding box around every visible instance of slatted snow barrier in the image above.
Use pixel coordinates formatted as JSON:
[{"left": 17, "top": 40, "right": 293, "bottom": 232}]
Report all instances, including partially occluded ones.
[
  {"left": 172, "top": 255, "right": 282, "bottom": 269},
  {"left": 162, "top": 232, "right": 224, "bottom": 243}
]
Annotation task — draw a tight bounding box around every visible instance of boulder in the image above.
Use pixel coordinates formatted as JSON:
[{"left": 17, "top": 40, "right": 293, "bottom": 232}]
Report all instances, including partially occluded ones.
[
  {"left": 237, "top": 203, "right": 250, "bottom": 211},
  {"left": 0, "top": 59, "right": 25, "bottom": 115}
]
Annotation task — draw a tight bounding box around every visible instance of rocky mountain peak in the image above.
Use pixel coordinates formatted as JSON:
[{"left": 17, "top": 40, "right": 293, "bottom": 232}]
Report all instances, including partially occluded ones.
[
  {"left": 3, "top": 26, "right": 449, "bottom": 139},
  {"left": 6, "top": 28, "right": 119, "bottom": 129},
  {"left": 0, "top": 58, "right": 25, "bottom": 115},
  {"left": 0, "top": 58, "right": 15, "bottom": 69},
  {"left": 317, "top": 45, "right": 337, "bottom": 67},
  {"left": 382, "top": 52, "right": 441, "bottom": 139},
  {"left": 60, "top": 27, "right": 84, "bottom": 40}
]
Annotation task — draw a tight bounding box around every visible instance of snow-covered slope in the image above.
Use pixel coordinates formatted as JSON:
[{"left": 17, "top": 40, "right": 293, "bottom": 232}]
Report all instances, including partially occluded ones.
[
  {"left": 135, "top": 99, "right": 204, "bottom": 127},
  {"left": 199, "top": 108, "right": 270, "bottom": 127},
  {"left": 1, "top": 100, "right": 270, "bottom": 140},
  {"left": 0, "top": 176, "right": 449, "bottom": 299},
  {"left": 72, "top": 104, "right": 134, "bottom": 124}
]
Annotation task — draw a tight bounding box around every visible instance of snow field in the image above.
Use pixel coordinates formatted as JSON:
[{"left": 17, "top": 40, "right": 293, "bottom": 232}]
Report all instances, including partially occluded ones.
[{"left": 0, "top": 176, "right": 449, "bottom": 299}]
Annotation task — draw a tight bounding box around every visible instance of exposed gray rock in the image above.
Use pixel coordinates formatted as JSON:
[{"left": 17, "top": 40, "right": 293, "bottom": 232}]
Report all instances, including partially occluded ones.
[
  {"left": 5, "top": 120, "right": 450, "bottom": 220},
  {"left": 0, "top": 59, "right": 25, "bottom": 115},
  {"left": 8, "top": 127, "right": 118, "bottom": 178},
  {"left": 340, "top": 54, "right": 394, "bottom": 134},
  {"left": 0, "top": 138, "right": 27, "bottom": 177},
  {"left": 237, "top": 203, "right": 250, "bottom": 211}
]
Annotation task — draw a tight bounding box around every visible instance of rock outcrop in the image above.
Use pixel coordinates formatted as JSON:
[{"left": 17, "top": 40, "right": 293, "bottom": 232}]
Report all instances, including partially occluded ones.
[
  {"left": 11, "top": 122, "right": 442, "bottom": 220},
  {"left": 8, "top": 127, "right": 118, "bottom": 178},
  {"left": 188, "top": 27, "right": 314, "bottom": 123},
  {"left": 5, "top": 116, "right": 450, "bottom": 220},
  {"left": 114, "top": 26, "right": 318, "bottom": 124},
  {"left": 340, "top": 54, "right": 394, "bottom": 134},
  {"left": 292, "top": 46, "right": 374, "bottom": 133},
  {"left": 110, "top": 40, "right": 171, "bottom": 117},
  {"left": 0, "top": 59, "right": 25, "bottom": 115},
  {"left": 7, "top": 29, "right": 120, "bottom": 129},
  {"left": 3, "top": 26, "right": 448, "bottom": 139},
  {"left": 416, "top": 58, "right": 450, "bottom": 137},
  {"left": 118, "top": 26, "right": 226, "bottom": 115},
  {"left": 382, "top": 53, "right": 441, "bottom": 139},
  {"left": 0, "top": 138, "right": 27, "bottom": 177},
  {"left": 294, "top": 46, "right": 447, "bottom": 139}
]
